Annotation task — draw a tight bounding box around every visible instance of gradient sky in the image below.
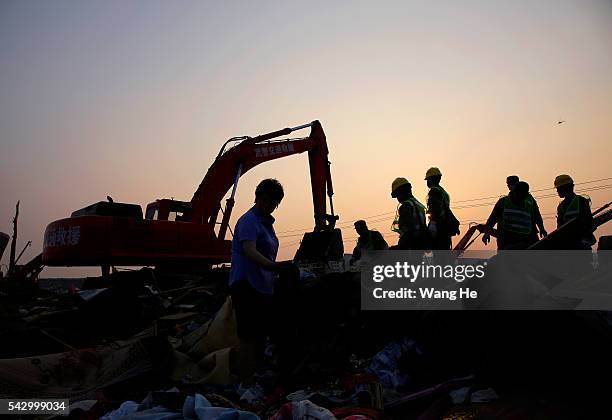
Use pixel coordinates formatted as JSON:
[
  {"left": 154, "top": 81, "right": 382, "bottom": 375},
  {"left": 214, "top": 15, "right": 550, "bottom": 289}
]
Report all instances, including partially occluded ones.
[{"left": 1, "top": 0, "right": 611, "bottom": 277}]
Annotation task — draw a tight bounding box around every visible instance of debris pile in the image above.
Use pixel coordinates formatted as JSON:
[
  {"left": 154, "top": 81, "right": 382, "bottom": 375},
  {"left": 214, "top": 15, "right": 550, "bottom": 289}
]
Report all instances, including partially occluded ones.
[{"left": 2, "top": 265, "right": 612, "bottom": 419}]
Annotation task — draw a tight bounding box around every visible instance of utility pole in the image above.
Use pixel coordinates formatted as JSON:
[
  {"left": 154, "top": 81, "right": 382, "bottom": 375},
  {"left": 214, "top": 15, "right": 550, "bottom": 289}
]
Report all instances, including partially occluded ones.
[{"left": 8, "top": 201, "right": 19, "bottom": 277}]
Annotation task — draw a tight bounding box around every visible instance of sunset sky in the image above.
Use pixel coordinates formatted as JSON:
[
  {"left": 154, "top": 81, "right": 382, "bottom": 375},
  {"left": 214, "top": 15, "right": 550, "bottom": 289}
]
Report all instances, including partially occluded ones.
[{"left": 1, "top": 0, "right": 611, "bottom": 277}]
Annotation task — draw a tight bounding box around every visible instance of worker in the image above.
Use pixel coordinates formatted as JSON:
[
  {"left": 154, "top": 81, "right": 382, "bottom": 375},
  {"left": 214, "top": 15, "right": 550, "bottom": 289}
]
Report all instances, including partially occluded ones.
[
  {"left": 425, "top": 167, "right": 459, "bottom": 251},
  {"left": 482, "top": 181, "right": 538, "bottom": 249},
  {"left": 350, "top": 220, "right": 388, "bottom": 264},
  {"left": 554, "top": 174, "right": 595, "bottom": 250},
  {"left": 228, "top": 178, "right": 298, "bottom": 380},
  {"left": 506, "top": 175, "right": 520, "bottom": 191},
  {"left": 506, "top": 175, "right": 547, "bottom": 238},
  {"left": 390, "top": 177, "right": 430, "bottom": 250}
]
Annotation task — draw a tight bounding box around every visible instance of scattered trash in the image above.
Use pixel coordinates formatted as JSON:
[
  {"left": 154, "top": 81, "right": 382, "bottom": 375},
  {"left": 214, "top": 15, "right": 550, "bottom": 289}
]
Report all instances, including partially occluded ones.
[
  {"left": 100, "top": 400, "right": 139, "bottom": 420},
  {"left": 77, "top": 288, "right": 108, "bottom": 301},
  {"left": 101, "top": 393, "right": 260, "bottom": 420},
  {"left": 240, "top": 383, "right": 266, "bottom": 404},
  {"left": 385, "top": 375, "right": 475, "bottom": 411},
  {"left": 449, "top": 386, "right": 471, "bottom": 404},
  {"left": 470, "top": 387, "right": 499, "bottom": 403},
  {"left": 367, "top": 337, "right": 422, "bottom": 390},
  {"left": 270, "top": 400, "right": 336, "bottom": 420}
]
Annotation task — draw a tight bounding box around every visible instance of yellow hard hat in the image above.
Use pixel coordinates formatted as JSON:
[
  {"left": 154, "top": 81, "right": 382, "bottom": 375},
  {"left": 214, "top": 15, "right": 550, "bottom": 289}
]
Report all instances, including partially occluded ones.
[
  {"left": 554, "top": 174, "right": 574, "bottom": 188},
  {"left": 425, "top": 167, "right": 442, "bottom": 180},
  {"left": 391, "top": 177, "right": 410, "bottom": 197}
]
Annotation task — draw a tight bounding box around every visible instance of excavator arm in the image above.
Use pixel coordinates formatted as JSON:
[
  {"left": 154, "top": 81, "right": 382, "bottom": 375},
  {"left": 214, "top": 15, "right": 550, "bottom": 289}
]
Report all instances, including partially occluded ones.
[{"left": 190, "top": 120, "right": 337, "bottom": 240}]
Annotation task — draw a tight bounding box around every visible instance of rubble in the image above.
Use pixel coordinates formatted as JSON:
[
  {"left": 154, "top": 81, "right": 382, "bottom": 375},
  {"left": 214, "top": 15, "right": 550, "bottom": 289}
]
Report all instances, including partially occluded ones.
[{"left": 2, "top": 263, "right": 612, "bottom": 419}]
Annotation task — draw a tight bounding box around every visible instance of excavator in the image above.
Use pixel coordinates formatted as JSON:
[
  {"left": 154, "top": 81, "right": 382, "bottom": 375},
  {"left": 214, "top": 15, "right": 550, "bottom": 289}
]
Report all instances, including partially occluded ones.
[{"left": 42, "top": 120, "right": 343, "bottom": 273}]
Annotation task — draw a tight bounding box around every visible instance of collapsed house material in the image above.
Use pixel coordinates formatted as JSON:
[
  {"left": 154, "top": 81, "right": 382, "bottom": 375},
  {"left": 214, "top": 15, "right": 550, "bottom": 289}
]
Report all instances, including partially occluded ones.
[
  {"left": 0, "top": 337, "right": 164, "bottom": 401},
  {"left": 100, "top": 392, "right": 260, "bottom": 420}
]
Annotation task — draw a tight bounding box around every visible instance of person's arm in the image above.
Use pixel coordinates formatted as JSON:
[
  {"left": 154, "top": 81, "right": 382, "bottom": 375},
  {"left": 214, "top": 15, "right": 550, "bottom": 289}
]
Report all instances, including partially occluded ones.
[
  {"left": 577, "top": 197, "right": 594, "bottom": 237},
  {"left": 398, "top": 203, "right": 417, "bottom": 239},
  {"left": 485, "top": 198, "right": 504, "bottom": 229},
  {"left": 483, "top": 198, "right": 504, "bottom": 244},
  {"left": 427, "top": 189, "right": 445, "bottom": 223},
  {"left": 427, "top": 190, "right": 444, "bottom": 239},
  {"left": 532, "top": 198, "right": 547, "bottom": 237},
  {"left": 242, "top": 241, "right": 280, "bottom": 271},
  {"left": 373, "top": 231, "right": 389, "bottom": 250},
  {"left": 351, "top": 245, "right": 361, "bottom": 263}
]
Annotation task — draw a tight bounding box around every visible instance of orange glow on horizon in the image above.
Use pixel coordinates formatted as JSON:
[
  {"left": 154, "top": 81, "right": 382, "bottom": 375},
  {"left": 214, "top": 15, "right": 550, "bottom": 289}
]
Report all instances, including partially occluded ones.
[{"left": 0, "top": 1, "right": 611, "bottom": 277}]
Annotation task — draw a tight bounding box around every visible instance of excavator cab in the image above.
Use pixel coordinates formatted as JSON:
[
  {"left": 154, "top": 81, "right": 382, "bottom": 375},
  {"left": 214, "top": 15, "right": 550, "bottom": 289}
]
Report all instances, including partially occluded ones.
[
  {"left": 145, "top": 199, "right": 192, "bottom": 222},
  {"left": 72, "top": 201, "right": 143, "bottom": 219}
]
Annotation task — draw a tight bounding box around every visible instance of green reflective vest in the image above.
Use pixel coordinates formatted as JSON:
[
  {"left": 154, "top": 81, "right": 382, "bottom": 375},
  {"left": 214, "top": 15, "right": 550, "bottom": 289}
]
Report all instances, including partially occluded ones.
[
  {"left": 391, "top": 197, "right": 427, "bottom": 235},
  {"left": 558, "top": 194, "right": 590, "bottom": 225},
  {"left": 526, "top": 193, "right": 536, "bottom": 207},
  {"left": 501, "top": 196, "right": 533, "bottom": 235},
  {"left": 430, "top": 185, "right": 450, "bottom": 208}
]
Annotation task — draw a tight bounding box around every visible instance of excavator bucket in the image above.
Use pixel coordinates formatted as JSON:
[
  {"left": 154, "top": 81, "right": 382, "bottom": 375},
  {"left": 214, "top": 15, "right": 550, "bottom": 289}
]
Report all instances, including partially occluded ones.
[{"left": 294, "top": 228, "right": 344, "bottom": 263}]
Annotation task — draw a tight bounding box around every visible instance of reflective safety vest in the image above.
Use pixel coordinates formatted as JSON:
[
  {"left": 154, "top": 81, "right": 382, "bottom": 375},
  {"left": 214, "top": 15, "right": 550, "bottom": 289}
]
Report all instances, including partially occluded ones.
[
  {"left": 558, "top": 195, "right": 590, "bottom": 225},
  {"left": 430, "top": 185, "right": 450, "bottom": 208},
  {"left": 501, "top": 196, "right": 533, "bottom": 235},
  {"left": 428, "top": 185, "right": 451, "bottom": 219},
  {"left": 391, "top": 197, "right": 427, "bottom": 235}
]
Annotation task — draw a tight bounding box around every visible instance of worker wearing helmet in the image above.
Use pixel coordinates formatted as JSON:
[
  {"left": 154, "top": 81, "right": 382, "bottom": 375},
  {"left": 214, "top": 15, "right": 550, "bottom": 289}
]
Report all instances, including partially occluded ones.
[
  {"left": 350, "top": 220, "right": 388, "bottom": 264},
  {"left": 554, "top": 174, "right": 595, "bottom": 249},
  {"left": 390, "top": 177, "right": 430, "bottom": 250},
  {"left": 425, "top": 167, "right": 459, "bottom": 251},
  {"left": 483, "top": 181, "right": 538, "bottom": 249},
  {"left": 507, "top": 175, "right": 547, "bottom": 239}
]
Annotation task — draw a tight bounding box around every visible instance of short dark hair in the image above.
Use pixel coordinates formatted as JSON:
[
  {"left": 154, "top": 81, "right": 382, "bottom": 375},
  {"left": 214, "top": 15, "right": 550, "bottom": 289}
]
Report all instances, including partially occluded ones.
[
  {"left": 354, "top": 220, "right": 367, "bottom": 228},
  {"left": 514, "top": 181, "right": 529, "bottom": 195},
  {"left": 255, "top": 178, "right": 284, "bottom": 201},
  {"left": 506, "top": 175, "right": 519, "bottom": 185}
]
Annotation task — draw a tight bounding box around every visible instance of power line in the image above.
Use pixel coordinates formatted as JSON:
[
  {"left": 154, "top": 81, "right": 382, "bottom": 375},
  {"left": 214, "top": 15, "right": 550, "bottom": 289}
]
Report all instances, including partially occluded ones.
[
  {"left": 275, "top": 176, "right": 611, "bottom": 234},
  {"left": 450, "top": 177, "right": 612, "bottom": 204},
  {"left": 279, "top": 215, "right": 566, "bottom": 250},
  {"left": 276, "top": 210, "right": 394, "bottom": 234},
  {"left": 347, "top": 194, "right": 604, "bottom": 230},
  {"left": 278, "top": 211, "right": 588, "bottom": 251},
  {"left": 276, "top": 181, "right": 612, "bottom": 238},
  {"left": 452, "top": 184, "right": 612, "bottom": 210}
]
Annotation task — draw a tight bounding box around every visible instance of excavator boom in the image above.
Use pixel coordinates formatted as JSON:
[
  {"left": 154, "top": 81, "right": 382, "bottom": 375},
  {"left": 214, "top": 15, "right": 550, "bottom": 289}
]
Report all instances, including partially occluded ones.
[{"left": 190, "top": 121, "right": 336, "bottom": 237}]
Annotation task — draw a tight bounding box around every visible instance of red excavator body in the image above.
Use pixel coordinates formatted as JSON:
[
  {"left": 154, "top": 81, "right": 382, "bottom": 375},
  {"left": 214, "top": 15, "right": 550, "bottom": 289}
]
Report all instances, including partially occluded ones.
[{"left": 42, "top": 121, "right": 341, "bottom": 268}]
